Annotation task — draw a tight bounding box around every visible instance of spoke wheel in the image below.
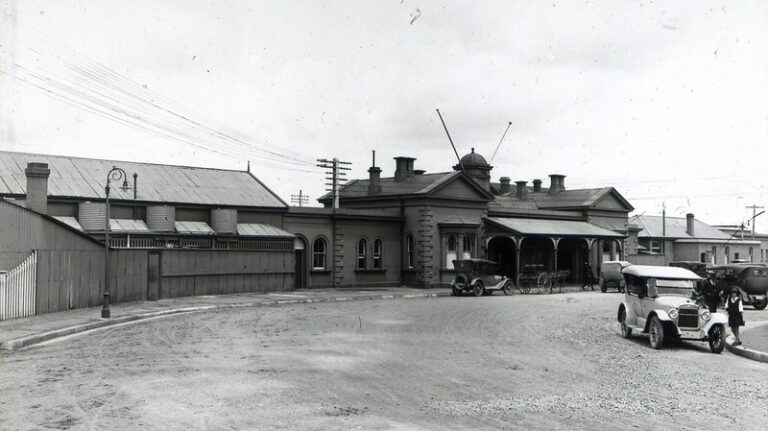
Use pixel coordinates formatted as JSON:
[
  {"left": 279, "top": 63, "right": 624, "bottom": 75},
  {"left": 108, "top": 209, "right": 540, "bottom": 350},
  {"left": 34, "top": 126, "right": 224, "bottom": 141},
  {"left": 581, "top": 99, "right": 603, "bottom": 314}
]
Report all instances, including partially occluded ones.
[
  {"left": 708, "top": 324, "right": 725, "bottom": 354},
  {"left": 648, "top": 316, "right": 665, "bottom": 349},
  {"left": 473, "top": 281, "right": 485, "bottom": 297},
  {"left": 502, "top": 280, "right": 512, "bottom": 296},
  {"left": 537, "top": 273, "right": 551, "bottom": 294}
]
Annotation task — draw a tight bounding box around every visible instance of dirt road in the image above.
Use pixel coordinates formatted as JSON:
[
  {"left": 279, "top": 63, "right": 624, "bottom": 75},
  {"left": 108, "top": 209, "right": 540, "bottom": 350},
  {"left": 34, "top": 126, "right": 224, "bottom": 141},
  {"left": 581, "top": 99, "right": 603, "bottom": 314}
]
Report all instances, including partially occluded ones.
[{"left": 1, "top": 292, "right": 766, "bottom": 430}]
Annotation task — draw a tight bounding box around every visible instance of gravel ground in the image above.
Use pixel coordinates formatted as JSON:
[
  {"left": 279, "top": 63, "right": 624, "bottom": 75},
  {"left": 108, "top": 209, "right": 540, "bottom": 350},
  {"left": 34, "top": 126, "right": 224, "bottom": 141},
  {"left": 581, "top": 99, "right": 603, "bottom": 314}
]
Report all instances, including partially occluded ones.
[
  {"left": 740, "top": 319, "right": 768, "bottom": 353},
  {"left": 1, "top": 292, "right": 767, "bottom": 430}
]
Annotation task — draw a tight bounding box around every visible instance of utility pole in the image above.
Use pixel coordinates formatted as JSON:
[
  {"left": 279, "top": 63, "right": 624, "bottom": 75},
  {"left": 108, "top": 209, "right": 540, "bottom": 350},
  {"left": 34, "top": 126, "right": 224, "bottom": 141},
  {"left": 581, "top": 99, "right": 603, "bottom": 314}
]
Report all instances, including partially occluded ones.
[
  {"left": 291, "top": 189, "right": 308, "bottom": 207},
  {"left": 316, "top": 157, "right": 351, "bottom": 288},
  {"left": 746, "top": 204, "right": 765, "bottom": 239}
]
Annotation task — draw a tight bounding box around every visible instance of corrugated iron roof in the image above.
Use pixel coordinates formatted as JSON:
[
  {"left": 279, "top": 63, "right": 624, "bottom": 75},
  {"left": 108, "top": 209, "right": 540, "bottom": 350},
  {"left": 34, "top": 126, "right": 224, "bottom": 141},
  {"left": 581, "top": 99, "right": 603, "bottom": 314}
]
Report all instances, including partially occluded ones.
[
  {"left": 110, "top": 219, "right": 150, "bottom": 233},
  {"left": 630, "top": 215, "right": 730, "bottom": 240},
  {"left": 174, "top": 221, "right": 214, "bottom": 234},
  {"left": 237, "top": 223, "right": 293, "bottom": 237},
  {"left": 485, "top": 217, "right": 625, "bottom": 238},
  {"left": 52, "top": 216, "right": 83, "bottom": 231},
  {"left": 0, "top": 151, "right": 287, "bottom": 208}
]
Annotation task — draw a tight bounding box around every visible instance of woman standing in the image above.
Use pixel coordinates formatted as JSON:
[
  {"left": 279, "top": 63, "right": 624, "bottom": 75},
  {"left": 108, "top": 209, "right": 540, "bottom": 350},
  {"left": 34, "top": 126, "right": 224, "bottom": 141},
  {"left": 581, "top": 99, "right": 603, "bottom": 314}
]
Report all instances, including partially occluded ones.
[{"left": 727, "top": 289, "right": 745, "bottom": 346}]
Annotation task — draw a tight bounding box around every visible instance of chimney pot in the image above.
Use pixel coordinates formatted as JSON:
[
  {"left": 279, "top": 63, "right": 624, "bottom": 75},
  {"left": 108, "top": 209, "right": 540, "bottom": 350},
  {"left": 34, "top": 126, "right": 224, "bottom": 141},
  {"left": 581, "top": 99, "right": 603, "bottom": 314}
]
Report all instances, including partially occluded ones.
[
  {"left": 368, "top": 166, "right": 382, "bottom": 195},
  {"left": 686, "top": 213, "right": 695, "bottom": 237},
  {"left": 532, "top": 179, "right": 542, "bottom": 192},
  {"left": 515, "top": 181, "right": 528, "bottom": 200},
  {"left": 25, "top": 162, "right": 51, "bottom": 214},
  {"left": 393, "top": 156, "right": 416, "bottom": 181},
  {"left": 548, "top": 174, "right": 566, "bottom": 194},
  {"left": 499, "top": 177, "right": 511, "bottom": 194}
]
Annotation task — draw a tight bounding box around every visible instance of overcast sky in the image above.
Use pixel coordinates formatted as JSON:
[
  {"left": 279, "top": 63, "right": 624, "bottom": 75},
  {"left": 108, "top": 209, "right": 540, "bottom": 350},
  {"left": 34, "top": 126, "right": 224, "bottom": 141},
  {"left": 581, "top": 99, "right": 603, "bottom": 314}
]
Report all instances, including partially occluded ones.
[{"left": 1, "top": 1, "right": 766, "bottom": 229}]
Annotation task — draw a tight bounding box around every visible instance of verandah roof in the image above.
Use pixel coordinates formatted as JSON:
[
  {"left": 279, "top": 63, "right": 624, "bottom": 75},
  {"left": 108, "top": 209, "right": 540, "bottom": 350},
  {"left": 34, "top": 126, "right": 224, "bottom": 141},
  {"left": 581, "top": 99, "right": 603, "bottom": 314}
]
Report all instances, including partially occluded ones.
[{"left": 485, "top": 217, "right": 625, "bottom": 238}]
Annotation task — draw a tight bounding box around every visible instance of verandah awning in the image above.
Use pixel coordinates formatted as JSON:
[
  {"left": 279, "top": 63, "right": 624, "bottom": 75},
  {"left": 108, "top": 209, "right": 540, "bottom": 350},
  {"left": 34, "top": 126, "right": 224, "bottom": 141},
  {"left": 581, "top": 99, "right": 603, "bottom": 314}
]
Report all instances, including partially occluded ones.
[{"left": 484, "top": 217, "right": 625, "bottom": 238}]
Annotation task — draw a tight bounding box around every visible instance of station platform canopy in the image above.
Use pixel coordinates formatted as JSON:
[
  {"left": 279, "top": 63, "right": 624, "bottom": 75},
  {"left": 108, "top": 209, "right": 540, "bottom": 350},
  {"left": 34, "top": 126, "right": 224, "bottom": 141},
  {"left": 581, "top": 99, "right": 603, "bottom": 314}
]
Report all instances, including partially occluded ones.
[{"left": 484, "top": 217, "right": 625, "bottom": 239}]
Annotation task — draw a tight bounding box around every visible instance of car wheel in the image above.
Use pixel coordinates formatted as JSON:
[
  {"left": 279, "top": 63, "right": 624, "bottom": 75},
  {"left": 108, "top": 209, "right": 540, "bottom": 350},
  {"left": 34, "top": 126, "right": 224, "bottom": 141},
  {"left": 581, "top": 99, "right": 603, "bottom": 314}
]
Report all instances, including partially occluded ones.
[
  {"left": 648, "top": 316, "right": 665, "bottom": 349},
  {"left": 451, "top": 285, "right": 462, "bottom": 296},
  {"left": 599, "top": 278, "right": 606, "bottom": 293},
  {"left": 473, "top": 281, "right": 485, "bottom": 297},
  {"left": 619, "top": 308, "right": 632, "bottom": 338},
  {"left": 708, "top": 324, "right": 725, "bottom": 354},
  {"left": 502, "top": 281, "right": 512, "bottom": 296},
  {"left": 753, "top": 297, "right": 768, "bottom": 310}
]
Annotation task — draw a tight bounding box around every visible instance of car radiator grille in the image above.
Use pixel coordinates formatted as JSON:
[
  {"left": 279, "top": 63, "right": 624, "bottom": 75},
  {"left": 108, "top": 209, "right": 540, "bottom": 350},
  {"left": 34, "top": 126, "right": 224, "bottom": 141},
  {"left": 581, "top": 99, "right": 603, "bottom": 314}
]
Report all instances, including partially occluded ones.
[{"left": 678, "top": 308, "right": 699, "bottom": 328}]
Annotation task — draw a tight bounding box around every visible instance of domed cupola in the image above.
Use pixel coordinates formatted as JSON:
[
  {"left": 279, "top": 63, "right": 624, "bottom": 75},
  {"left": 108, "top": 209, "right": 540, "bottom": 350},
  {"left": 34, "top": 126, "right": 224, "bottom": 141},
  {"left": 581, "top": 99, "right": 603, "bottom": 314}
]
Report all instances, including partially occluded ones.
[{"left": 453, "top": 147, "right": 493, "bottom": 192}]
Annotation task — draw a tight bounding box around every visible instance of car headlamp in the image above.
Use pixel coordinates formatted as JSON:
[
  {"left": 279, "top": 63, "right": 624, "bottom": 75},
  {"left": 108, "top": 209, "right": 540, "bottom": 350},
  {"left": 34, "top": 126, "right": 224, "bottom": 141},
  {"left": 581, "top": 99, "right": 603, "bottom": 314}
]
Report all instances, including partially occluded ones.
[
  {"left": 701, "top": 309, "right": 711, "bottom": 321},
  {"left": 669, "top": 308, "right": 678, "bottom": 319}
]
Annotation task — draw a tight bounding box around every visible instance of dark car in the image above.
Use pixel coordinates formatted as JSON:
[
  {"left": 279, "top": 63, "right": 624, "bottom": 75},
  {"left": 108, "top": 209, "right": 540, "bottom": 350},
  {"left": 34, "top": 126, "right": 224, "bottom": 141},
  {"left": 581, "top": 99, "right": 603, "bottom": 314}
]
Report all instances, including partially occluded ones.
[
  {"left": 708, "top": 264, "right": 768, "bottom": 310},
  {"left": 598, "top": 261, "right": 631, "bottom": 292},
  {"left": 451, "top": 259, "right": 512, "bottom": 297}
]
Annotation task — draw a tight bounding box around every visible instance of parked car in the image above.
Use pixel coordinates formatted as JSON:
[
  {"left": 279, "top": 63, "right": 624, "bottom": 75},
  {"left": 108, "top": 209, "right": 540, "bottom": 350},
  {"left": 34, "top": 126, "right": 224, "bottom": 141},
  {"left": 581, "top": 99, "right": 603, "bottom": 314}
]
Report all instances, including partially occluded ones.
[
  {"left": 669, "top": 261, "right": 709, "bottom": 278},
  {"left": 617, "top": 265, "right": 727, "bottom": 353},
  {"left": 451, "top": 259, "right": 512, "bottom": 296},
  {"left": 708, "top": 264, "right": 768, "bottom": 310},
  {"left": 598, "top": 261, "right": 631, "bottom": 292}
]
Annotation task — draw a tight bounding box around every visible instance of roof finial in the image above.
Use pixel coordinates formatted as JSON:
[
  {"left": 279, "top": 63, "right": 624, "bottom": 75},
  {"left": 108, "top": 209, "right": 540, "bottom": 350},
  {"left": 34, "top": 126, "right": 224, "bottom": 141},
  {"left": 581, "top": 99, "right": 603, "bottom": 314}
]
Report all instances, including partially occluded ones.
[
  {"left": 247, "top": 160, "right": 250, "bottom": 173},
  {"left": 471, "top": 147, "right": 475, "bottom": 153}
]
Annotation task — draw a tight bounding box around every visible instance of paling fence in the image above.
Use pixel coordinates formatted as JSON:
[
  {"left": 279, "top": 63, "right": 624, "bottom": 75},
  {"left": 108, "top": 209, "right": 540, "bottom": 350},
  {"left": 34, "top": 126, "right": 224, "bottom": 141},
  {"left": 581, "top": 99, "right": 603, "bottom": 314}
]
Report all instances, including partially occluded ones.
[{"left": 0, "top": 252, "right": 37, "bottom": 321}]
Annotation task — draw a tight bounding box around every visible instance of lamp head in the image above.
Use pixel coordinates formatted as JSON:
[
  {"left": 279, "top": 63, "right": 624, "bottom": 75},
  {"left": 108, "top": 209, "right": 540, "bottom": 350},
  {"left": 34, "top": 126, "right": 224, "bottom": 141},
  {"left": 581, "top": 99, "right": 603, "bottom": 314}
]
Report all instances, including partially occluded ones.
[{"left": 120, "top": 180, "right": 131, "bottom": 192}]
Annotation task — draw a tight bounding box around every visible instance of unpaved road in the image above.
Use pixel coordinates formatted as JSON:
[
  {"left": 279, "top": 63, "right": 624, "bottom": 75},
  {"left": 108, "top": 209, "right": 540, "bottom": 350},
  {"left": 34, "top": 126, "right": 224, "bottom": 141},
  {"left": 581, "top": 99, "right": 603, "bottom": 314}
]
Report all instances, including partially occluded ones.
[{"left": 1, "top": 292, "right": 767, "bottom": 430}]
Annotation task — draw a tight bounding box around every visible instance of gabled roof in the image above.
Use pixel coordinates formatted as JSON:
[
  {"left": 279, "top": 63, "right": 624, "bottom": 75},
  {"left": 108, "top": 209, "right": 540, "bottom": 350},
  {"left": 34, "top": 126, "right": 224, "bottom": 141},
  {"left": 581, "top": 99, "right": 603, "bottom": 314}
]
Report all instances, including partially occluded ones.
[
  {"left": 631, "top": 214, "right": 730, "bottom": 240},
  {"left": 0, "top": 151, "right": 287, "bottom": 208},
  {"left": 319, "top": 171, "right": 493, "bottom": 202},
  {"left": 529, "top": 187, "right": 633, "bottom": 211}
]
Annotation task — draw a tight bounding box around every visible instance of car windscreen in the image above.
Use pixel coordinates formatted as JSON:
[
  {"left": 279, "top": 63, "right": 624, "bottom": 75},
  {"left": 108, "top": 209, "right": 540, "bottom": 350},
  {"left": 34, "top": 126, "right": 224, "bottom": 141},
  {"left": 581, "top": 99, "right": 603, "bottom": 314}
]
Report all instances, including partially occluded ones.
[{"left": 656, "top": 279, "right": 695, "bottom": 295}]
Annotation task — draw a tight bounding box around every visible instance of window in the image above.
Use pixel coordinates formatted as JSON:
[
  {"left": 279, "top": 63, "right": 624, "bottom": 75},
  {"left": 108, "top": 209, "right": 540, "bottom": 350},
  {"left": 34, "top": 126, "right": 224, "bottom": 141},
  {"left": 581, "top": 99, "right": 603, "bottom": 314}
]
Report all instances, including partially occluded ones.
[
  {"left": 735, "top": 252, "right": 740, "bottom": 260},
  {"left": 725, "top": 246, "right": 730, "bottom": 264},
  {"left": 312, "top": 238, "right": 327, "bottom": 270},
  {"left": 649, "top": 240, "right": 661, "bottom": 253},
  {"left": 406, "top": 235, "right": 414, "bottom": 269},
  {"left": 357, "top": 239, "right": 367, "bottom": 269},
  {"left": 446, "top": 235, "right": 457, "bottom": 268},
  {"left": 462, "top": 235, "right": 473, "bottom": 259},
  {"left": 373, "top": 239, "right": 383, "bottom": 269}
]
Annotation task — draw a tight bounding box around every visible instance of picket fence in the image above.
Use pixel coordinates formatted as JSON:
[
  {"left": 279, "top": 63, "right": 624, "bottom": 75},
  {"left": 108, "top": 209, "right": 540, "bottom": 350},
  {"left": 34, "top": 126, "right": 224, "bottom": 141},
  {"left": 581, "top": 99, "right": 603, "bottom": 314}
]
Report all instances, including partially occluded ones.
[{"left": 0, "top": 252, "right": 37, "bottom": 321}]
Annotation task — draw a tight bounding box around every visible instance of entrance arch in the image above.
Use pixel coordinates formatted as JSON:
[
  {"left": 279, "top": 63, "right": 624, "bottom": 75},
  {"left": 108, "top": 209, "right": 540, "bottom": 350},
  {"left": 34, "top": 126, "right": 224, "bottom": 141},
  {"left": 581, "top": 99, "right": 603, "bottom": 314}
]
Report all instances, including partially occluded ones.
[{"left": 294, "top": 236, "right": 308, "bottom": 289}]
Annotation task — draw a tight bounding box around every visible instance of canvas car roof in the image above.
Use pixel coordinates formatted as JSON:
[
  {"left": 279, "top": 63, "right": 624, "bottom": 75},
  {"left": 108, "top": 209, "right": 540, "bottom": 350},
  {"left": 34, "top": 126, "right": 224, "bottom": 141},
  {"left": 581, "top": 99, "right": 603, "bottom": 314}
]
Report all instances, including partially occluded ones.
[{"left": 623, "top": 265, "right": 702, "bottom": 280}]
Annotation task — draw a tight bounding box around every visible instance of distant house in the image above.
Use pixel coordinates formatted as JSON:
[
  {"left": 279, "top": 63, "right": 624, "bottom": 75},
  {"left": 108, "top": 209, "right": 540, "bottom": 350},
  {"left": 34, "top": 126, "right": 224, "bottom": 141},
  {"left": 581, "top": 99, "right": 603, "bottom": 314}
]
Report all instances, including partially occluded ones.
[
  {"left": 714, "top": 225, "right": 768, "bottom": 264},
  {"left": 628, "top": 213, "right": 762, "bottom": 266}
]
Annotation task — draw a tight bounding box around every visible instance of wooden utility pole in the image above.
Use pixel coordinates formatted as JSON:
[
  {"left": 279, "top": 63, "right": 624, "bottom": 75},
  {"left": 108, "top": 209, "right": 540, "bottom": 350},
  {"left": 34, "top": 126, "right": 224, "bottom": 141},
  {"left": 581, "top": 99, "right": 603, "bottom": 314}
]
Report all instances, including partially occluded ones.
[
  {"left": 291, "top": 190, "right": 308, "bottom": 207},
  {"left": 746, "top": 204, "right": 765, "bottom": 239}
]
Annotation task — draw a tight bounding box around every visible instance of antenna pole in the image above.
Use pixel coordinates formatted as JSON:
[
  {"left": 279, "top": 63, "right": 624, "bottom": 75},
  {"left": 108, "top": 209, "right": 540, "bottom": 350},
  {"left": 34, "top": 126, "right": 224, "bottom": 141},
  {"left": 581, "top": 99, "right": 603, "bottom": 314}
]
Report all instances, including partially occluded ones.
[
  {"left": 436, "top": 108, "right": 464, "bottom": 171},
  {"left": 490, "top": 121, "right": 512, "bottom": 164}
]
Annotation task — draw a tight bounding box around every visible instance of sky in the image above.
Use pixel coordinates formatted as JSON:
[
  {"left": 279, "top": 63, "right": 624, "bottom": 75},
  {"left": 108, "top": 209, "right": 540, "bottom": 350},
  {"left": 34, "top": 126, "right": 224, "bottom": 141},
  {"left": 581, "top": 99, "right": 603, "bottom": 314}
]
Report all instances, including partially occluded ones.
[{"left": 1, "top": 1, "right": 766, "bottom": 229}]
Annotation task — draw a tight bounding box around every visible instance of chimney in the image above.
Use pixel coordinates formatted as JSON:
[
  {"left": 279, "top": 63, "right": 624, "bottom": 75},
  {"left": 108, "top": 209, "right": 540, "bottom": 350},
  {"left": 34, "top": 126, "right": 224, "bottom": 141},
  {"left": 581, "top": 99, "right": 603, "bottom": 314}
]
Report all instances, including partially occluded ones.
[
  {"left": 515, "top": 181, "right": 528, "bottom": 200},
  {"left": 393, "top": 156, "right": 416, "bottom": 181},
  {"left": 532, "top": 179, "right": 542, "bottom": 192},
  {"left": 25, "top": 162, "right": 50, "bottom": 214},
  {"left": 499, "top": 177, "right": 511, "bottom": 194},
  {"left": 548, "top": 174, "right": 565, "bottom": 194},
  {"left": 414, "top": 169, "right": 425, "bottom": 176},
  {"left": 686, "top": 213, "right": 695, "bottom": 237},
  {"left": 368, "top": 166, "right": 381, "bottom": 195}
]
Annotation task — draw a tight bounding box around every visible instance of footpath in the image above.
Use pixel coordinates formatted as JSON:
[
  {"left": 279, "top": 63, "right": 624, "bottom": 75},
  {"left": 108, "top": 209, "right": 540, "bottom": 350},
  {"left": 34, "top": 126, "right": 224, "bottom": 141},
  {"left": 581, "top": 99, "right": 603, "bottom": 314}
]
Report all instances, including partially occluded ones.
[{"left": 0, "top": 287, "right": 450, "bottom": 351}]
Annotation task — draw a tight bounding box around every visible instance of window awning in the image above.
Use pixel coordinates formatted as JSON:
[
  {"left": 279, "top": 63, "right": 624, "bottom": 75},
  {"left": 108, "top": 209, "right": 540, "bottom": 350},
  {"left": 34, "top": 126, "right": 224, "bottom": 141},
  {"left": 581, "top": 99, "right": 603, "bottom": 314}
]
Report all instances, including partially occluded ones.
[
  {"left": 53, "top": 216, "right": 83, "bottom": 231},
  {"left": 237, "top": 223, "right": 294, "bottom": 238},
  {"left": 484, "top": 217, "right": 625, "bottom": 238},
  {"left": 175, "top": 221, "right": 214, "bottom": 235},
  {"left": 110, "top": 219, "right": 150, "bottom": 233}
]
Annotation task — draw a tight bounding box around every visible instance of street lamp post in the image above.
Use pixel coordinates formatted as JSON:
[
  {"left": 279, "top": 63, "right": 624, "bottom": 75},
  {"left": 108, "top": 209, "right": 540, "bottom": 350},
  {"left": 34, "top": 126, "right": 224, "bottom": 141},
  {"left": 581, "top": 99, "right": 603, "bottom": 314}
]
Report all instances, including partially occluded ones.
[{"left": 102, "top": 166, "right": 131, "bottom": 319}]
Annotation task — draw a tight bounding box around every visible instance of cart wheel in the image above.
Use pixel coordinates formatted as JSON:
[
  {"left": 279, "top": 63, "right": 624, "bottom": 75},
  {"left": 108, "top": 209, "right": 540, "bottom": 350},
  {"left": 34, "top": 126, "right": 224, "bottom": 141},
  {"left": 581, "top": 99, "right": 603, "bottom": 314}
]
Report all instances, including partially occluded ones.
[
  {"left": 473, "top": 281, "right": 485, "bottom": 297},
  {"left": 537, "top": 273, "right": 551, "bottom": 294},
  {"left": 502, "top": 280, "right": 512, "bottom": 296}
]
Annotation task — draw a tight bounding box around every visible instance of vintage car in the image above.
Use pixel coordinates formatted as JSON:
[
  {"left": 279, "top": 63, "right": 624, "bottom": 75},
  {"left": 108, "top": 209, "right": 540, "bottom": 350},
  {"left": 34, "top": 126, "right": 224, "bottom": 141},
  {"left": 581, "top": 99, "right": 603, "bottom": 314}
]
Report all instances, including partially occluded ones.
[
  {"left": 617, "top": 265, "right": 727, "bottom": 353},
  {"left": 598, "top": 261, "right": 631, "bottom": 293},
  {"left": 451, "top": 259, "right": 513, "bottom": 297},
  {"left": 669, "top": 261, "right": 709, "bottom": 278},
  {"left": 708, "top": 264, "right": 768, "bottom": 310}
]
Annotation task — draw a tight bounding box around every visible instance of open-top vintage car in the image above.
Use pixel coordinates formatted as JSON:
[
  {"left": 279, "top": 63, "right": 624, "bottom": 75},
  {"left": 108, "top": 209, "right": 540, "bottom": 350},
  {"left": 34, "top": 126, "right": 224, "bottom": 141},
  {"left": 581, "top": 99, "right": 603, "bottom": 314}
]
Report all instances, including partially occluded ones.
[
  {"left": 451, "top": 259, "right": 513, "bottom": 297},
  {"left": 708, "top": 264, "right": 768, "bottom": 310},
  {"left": 617, "top": 265, "right": 728, "bottom": 353}
]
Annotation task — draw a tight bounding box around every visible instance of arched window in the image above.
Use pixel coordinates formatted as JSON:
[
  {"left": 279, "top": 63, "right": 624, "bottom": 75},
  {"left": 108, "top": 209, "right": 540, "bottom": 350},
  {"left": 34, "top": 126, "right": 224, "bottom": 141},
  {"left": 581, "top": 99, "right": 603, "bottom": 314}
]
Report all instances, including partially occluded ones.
[
  {"left": 373, "top": 239, "right": 383, "bottom": 269},
  {"left": 406, "top": 234, "right": 414, "bottom": 269},
  {"left": 462, "top": 235, "right": 473, "bottom": 259},
  {"left": 357, "top": 238, "right": 368, "bottom": 269},
  {"left": 446, "top": 235, "right": 457, "bottom": 268},
  {"left": 312, "top": 238, "right": 327, "bottom": 270}
]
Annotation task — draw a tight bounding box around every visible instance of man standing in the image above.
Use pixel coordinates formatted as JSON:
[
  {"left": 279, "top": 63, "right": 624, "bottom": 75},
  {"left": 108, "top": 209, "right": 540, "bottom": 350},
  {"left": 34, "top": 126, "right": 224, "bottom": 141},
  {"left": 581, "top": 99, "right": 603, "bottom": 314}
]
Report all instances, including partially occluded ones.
[{"left": 701, "top": 274, "right": 720, "bottom": 312}]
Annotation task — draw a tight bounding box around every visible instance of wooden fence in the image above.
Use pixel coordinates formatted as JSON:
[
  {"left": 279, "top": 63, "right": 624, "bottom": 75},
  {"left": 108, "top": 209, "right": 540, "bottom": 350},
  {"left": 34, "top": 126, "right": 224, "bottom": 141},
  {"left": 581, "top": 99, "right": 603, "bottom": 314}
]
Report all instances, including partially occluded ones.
[{"left": 0, "top": 252, "right": 37, "bottom": 321}]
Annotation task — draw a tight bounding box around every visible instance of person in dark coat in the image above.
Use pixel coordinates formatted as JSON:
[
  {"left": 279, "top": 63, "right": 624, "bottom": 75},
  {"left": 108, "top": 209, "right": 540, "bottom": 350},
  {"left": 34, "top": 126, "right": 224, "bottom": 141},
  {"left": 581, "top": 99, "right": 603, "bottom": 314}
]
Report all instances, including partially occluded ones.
[
  {"left": 727, "top": 288, "right": 745, "bottom": 346},
  {"left": 582, "top": 262, "right": 594, "bottom": 290},
  {"left": 701, "top": 275, "right": 720, "bottom": 312}
]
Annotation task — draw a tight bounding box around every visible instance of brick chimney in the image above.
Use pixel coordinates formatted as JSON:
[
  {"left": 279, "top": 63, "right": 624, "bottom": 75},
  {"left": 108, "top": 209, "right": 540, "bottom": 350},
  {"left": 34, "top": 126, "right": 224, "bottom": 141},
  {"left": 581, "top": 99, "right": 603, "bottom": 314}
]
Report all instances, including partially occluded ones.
[
  {"left": 548, "top": 174, "right": 565, "bottom": 195},
  {"left": 499, "top": 177, "right": 511, "bottom": 194},
  {"left": 515, "top": 181, "right": 528, "bottom": 200},
  {"left": 686, "top": 213, "right": 695, "bottom": 237},
  {"left": 393, "top": 156, "right": 415, "bottom": 181},
  {"left": 25, "top": 162, "right": 50, "bottom": 214},
  {"left": 532, "top": 179, "right": 542, "bottom": 192},
  {"left": 368, "top": 166, "right": 381, "bottom": 195}
]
